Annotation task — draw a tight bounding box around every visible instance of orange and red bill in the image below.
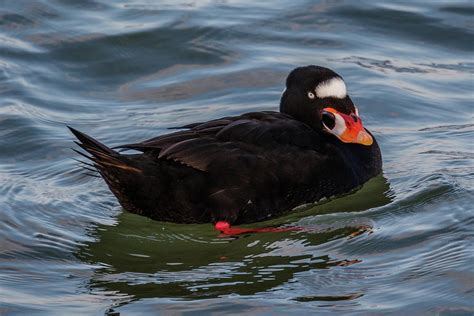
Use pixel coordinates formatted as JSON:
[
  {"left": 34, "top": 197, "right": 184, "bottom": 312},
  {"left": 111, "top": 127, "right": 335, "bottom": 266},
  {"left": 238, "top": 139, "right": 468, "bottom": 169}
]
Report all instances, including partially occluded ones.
[{"left": 322, "top": 107, "right": 373, "bottom": 146}]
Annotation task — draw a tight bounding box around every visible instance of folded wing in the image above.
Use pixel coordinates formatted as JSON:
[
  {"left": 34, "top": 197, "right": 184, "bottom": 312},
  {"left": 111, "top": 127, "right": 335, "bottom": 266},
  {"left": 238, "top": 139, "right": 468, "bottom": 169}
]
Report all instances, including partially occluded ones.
[{"left": 116, "top": 111, "right": 321, "bottom": 173}]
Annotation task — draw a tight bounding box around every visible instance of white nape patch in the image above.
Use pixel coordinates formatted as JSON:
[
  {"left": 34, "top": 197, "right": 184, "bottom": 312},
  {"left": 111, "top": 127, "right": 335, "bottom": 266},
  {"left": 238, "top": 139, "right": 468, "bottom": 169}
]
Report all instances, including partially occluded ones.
[{"left": 315, "top": 77, "right": 347, "bottom": 99}]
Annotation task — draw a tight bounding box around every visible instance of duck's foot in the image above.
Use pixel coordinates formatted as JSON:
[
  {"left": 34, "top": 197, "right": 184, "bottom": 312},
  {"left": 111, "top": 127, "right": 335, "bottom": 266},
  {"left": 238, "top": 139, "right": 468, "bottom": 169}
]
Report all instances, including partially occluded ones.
[{"left": 214, "top": 221, "right": 302, "bottom": 236}]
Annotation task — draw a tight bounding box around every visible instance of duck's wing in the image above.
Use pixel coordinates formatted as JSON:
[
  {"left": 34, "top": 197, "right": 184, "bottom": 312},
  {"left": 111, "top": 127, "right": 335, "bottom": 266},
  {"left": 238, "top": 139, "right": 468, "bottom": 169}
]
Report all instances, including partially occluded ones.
[{"left": 116, "top": 111, "right": 321, "bottom": 172}]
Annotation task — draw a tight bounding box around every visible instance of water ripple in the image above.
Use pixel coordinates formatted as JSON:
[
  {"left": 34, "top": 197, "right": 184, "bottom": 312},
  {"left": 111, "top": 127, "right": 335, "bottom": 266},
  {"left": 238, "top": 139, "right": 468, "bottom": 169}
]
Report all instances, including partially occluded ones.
[{"left": 0, "top": 0, "right": 473, "bottom": 314}]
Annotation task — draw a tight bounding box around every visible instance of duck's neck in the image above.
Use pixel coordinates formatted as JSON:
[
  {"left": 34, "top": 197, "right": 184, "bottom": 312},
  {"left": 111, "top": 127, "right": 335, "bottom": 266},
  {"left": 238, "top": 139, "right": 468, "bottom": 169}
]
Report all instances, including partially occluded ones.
[{"left": 324, "top": 131, "right": 382, "bottom": 182}]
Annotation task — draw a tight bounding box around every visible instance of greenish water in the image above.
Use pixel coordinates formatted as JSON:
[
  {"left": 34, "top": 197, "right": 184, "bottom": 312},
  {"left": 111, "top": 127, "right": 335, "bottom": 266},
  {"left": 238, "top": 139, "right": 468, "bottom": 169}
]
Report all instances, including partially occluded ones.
[{"left": 0, "top": 1, "right": 473, "bottom": 315}]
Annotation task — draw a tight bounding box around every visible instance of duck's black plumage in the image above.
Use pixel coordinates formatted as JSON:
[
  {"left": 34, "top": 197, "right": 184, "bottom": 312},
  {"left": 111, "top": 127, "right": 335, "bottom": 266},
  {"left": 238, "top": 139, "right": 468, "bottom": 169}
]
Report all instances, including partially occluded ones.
[{"left": 70, "top": 65, "right": 382, "bottom": 224}]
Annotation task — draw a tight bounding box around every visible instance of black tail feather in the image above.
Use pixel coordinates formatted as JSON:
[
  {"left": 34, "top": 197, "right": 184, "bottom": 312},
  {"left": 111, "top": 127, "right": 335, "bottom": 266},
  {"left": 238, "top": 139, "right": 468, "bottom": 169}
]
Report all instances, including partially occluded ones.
[
  {"left": 68, "top": 126, "right": 141, "bottom": 173},
  {"left": 72, "top": 157, "right": 95, "bottom": 168},
  {"left": 78, "top": 163, "right": 99, "bottom": 173},
  {"left": 68, "top": 126, "right": 115, "bottom": 155},
  {"left": 71, "top": 149, "right": 94, "bottom": 162}
]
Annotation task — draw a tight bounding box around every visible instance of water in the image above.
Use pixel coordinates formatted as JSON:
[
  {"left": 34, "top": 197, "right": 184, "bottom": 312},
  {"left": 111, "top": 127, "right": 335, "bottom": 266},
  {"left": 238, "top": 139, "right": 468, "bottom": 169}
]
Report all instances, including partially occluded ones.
[{"left": 0, "top": 0, "right": 473, "bottom": 314}]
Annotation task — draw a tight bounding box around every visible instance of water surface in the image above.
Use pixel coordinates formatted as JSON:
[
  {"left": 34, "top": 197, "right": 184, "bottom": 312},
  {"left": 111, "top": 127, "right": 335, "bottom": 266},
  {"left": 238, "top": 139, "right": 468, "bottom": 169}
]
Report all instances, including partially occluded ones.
[{"left": 0, "top": 0, "right": 473, "bottom": 315}]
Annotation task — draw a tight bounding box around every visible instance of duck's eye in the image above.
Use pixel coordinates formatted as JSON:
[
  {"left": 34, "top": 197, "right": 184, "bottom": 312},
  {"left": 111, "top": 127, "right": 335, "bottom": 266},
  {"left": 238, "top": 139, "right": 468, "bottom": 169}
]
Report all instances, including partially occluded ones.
[{"left": 307, "top": 92, "right": 315, "bottom": 99}]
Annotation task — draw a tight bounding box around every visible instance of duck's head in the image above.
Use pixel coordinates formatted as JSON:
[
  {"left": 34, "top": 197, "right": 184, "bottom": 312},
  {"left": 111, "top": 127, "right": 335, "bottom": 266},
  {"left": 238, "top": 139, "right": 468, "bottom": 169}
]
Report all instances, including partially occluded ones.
[{"left": 280, "top": 65, "right": 373, "bottom": 146}]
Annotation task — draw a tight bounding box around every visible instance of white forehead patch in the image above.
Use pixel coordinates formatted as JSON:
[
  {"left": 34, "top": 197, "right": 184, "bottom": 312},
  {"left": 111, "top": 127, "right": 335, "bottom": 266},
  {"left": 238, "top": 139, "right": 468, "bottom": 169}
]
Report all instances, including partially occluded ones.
[{"left": 315, "top": 77, "right": 347, "bottom": 99}]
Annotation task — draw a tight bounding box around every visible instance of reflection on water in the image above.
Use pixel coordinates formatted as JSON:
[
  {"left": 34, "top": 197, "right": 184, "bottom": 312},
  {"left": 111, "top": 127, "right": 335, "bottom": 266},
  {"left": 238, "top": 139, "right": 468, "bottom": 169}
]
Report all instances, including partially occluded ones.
[
  {"left": 1, "top": 0, "right": 473, "bottom": 314},
  {"left": 79, "top": 176, "right": 389, "bottom": 301}
]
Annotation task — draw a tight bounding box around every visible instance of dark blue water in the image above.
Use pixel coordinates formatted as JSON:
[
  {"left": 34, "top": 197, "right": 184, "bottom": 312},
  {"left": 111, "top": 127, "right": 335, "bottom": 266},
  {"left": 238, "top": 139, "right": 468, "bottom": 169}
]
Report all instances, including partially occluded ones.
[{"left": 1, "top": 1, "right": 473, "bottom": 315}]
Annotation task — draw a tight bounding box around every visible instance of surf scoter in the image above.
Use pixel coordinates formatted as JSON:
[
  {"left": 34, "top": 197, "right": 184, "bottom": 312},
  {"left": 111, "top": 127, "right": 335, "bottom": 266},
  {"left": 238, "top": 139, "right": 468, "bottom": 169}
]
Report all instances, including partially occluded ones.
[{"left": 70, "top": 65, "right": 382, "bottom": 232}]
